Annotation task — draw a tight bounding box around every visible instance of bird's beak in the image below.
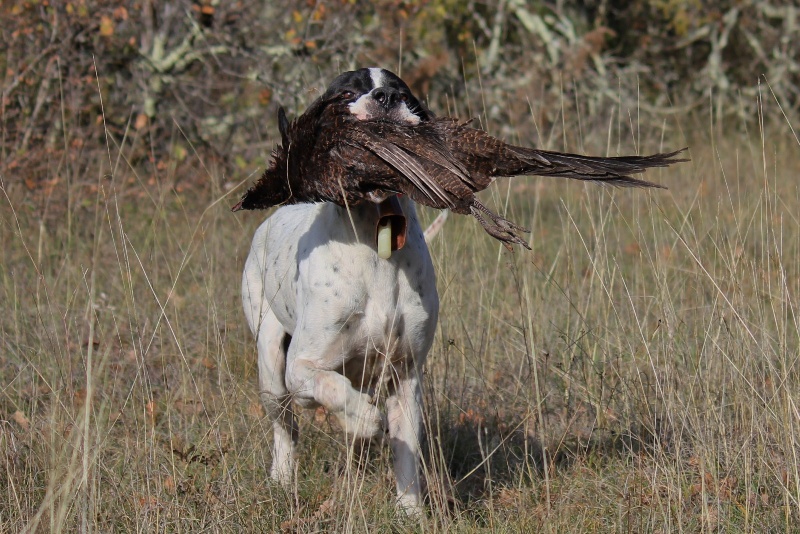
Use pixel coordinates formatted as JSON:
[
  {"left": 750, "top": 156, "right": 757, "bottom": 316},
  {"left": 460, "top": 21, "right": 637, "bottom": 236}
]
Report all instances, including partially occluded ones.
[{"left": 375, "top": 196, "right": 407, "bottom": 259}]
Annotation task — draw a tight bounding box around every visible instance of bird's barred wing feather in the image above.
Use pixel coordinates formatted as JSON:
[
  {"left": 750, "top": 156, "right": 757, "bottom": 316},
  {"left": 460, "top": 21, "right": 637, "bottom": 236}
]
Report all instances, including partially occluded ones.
[
  {"left": 344, "top": 121, "right": 482, "bottom": 205},
  {"left": 345, "top": 131, "right": 456, "bottom": 208}
]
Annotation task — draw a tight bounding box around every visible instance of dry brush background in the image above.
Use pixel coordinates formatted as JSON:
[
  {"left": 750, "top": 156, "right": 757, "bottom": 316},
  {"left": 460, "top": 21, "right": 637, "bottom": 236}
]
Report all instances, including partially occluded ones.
[{"left": 2, "top": 1, "right": 800, "bottom": 531}]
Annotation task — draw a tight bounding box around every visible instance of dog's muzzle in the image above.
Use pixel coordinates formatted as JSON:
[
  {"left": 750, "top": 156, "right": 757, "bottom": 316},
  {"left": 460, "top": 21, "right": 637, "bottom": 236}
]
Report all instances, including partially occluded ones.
[{"left": 372, "top": 87, "right": 401, "bottom": 109}]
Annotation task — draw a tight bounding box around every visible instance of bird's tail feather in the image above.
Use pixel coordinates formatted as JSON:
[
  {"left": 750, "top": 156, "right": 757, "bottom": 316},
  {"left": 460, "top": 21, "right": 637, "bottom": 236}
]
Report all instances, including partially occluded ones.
[{"left": 505, "top": 147, "right": 688, "bottom": 188}]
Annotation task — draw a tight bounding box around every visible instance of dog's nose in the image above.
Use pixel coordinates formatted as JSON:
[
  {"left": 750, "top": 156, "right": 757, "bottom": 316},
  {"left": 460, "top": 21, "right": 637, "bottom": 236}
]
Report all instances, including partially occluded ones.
[{"left": 372, "top": 87, "right": 400, "bottom": 108}]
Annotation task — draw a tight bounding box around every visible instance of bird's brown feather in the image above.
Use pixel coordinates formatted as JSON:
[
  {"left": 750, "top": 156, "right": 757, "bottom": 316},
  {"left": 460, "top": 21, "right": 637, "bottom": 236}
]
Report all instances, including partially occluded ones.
[{"left": 234, "top": 111, "right": 687, "bottom": 249}]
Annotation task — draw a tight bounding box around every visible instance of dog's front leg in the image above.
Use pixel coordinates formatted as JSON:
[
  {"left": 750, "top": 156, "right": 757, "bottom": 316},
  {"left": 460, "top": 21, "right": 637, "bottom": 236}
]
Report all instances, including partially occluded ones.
[
  {"left": 387, "top": 372, "right": 424, "bottom": 515},
  {"left": 253, "top": 309, "right": 298, "bottom": 485},
  {"left": 285, "top": 339, "right": 385, "bottom": 438}
]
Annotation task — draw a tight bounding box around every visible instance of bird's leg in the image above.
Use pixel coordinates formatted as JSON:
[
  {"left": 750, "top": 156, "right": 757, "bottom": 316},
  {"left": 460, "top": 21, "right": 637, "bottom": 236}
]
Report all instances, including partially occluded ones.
[
  {"left": 471, "top": 198, "right": 529, "bottom": 232},
  {"left": 469, "top": 199, "right": 531, "bottom": 250}
]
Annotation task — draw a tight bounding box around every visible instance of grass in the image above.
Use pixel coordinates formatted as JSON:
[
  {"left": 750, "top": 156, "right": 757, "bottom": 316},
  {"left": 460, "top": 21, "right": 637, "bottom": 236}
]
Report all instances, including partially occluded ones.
[{"left": 1, "top": 86, "right": 799, "bottom": 532}]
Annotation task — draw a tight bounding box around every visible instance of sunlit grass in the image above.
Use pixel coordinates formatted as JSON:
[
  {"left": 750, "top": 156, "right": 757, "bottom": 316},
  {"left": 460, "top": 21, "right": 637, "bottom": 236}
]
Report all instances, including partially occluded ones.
[{"left": 1, "top": 84, "right": 799, "bottom": 532}]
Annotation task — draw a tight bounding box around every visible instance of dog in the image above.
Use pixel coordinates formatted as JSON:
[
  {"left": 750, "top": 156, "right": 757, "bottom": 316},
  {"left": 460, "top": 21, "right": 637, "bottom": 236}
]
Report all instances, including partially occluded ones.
[{"left": 241, "top": 68, "right": 439, "bottom": 514}]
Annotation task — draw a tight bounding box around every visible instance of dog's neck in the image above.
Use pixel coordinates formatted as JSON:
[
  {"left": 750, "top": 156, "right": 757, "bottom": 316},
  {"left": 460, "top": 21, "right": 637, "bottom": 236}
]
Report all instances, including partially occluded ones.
[{"left": 322, "top": 196, "right": 416, "bottom": 252}]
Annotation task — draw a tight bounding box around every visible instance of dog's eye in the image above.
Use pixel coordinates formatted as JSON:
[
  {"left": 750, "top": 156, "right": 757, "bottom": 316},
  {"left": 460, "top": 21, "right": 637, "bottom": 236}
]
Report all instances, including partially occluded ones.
[
  {"left": 340, "top": 91, "right": 354, "bottom": 100},
  {"left": 399, "top": 93, "right": 409, "bottom": 102}
]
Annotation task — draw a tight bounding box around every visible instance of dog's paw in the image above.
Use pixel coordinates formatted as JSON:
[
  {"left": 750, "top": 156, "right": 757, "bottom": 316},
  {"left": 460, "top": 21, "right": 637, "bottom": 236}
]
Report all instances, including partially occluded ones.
[
  {"left": 334, "top": 392, "right": 386, "bottom": 438},
  {"left": 396, "top": 494, "right": 424, "bottom": 518}
]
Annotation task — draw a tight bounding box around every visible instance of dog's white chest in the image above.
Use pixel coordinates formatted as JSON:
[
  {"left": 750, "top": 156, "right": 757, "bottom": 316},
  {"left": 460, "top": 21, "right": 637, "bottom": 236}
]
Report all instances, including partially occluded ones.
[{"left": 243, "top": 202, "right": 438, "bottom": 375}]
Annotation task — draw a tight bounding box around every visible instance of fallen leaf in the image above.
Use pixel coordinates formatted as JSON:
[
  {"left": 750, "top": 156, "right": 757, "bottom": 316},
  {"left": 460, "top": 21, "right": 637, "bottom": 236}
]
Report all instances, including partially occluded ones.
[
  {"left": 314, "top": 406, "right": 327, "bottom": 423},
  {"left": 496, "top": 487, "right": 521, "bottom": 508},
  {"left": 146, "top": 400, "right": 157, "bottom": 423},
  {"left": 99, "top": 15, "right": 114, "bottom": 37},
  {"left": 134, "top": 113, "right": 148, "bottom": 130},
  {"left": 315, "top": 498, "right": 334, "bottom": 517},
  {"left": 259, "top": 88, "right": 272, "bottom": 106},
  {"left": 280, "top": 498, "right": 335, "bottom": 532},
  {"left": 248, "top": 402, "right": 265, "bottom": 418},
  {"left": 312, "top": 4, "right": 326, "bottom": 21},
  {"left": 73, "top": 389, "right": 87, "bottom": 408},
  {"left": 624, "top": 241, "right": 641, "bottom": 255},
  {"left": 136, "top": 494, "right": 160, "bottom": 509},
  {"left": 174, "top": 399, "right": 204, "bottom": 416},
  {"left": 12, "top": 410, "right": 30, "bottom": 431}
]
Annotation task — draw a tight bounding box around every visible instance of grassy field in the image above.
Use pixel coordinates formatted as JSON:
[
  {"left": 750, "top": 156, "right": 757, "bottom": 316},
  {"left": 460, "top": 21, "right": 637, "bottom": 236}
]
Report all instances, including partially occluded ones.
[{"left": 2, "top": 84, "right": 799, "bottom": 532}]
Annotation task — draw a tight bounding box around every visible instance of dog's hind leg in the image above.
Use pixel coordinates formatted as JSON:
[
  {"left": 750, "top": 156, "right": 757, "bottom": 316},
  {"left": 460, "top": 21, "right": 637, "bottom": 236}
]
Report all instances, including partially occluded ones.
[
  {"left": 256, "top": 309, "right": 298, "bottom": 485},
  {"left": 387, "top": 371, "right": 424, "bottom": 515}
]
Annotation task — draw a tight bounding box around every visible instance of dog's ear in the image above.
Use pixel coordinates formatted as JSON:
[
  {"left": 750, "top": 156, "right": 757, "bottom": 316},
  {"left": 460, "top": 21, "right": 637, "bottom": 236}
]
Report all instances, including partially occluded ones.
[{"left": 278, "top": 107, "right": 290, "bottom": 147}]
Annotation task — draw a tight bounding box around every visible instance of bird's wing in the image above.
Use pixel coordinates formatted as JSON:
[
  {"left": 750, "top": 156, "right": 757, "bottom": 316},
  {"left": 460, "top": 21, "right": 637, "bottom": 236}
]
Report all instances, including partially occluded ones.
[
  {"left": 390, "top": 123, "right": 478, "bottom": 188},
  {"left": 343, "top": 128, "right": 458, "bottom": 209},
  {"left": 343, "top": 119, "right": 493, "bottom": 209}
]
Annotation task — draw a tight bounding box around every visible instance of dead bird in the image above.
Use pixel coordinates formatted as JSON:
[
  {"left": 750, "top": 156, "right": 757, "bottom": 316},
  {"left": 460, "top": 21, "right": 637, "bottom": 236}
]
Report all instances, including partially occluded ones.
[{"left": 233, "top": 68, "right": 687, "bottom": 249}]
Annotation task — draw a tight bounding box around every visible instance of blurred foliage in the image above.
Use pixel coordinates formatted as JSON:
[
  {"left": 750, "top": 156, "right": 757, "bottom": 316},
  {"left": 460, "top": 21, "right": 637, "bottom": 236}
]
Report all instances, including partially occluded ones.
[{"left": 2, "top": 0, "right": 798, "bottom": 186}]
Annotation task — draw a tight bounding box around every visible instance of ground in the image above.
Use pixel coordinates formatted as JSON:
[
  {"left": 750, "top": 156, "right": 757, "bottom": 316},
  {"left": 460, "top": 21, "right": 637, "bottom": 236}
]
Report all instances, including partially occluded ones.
[{"left": 2, "top": 10, "right": 800, "bottom": 527}]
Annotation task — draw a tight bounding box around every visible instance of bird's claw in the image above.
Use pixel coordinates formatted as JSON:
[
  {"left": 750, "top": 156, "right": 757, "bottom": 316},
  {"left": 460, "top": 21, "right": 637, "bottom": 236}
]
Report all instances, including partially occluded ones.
[{"left": 470, "top": 201, "right": 531, "bottom": 250}]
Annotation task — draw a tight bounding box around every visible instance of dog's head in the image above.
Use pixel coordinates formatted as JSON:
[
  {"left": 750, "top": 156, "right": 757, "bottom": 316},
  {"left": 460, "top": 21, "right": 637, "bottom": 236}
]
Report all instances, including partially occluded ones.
[
  {"left": 317, "top": 68, "right": 432, "bottom": 125},
  {"left": 232, "top": 68, "right": 429, "bottom": 214}
]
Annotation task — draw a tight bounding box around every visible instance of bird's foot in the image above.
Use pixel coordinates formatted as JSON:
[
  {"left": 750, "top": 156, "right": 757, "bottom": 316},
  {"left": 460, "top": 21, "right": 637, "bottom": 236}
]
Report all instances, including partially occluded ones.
[{"left": 470, "top": 200, "right": 531, "bottom": 251}]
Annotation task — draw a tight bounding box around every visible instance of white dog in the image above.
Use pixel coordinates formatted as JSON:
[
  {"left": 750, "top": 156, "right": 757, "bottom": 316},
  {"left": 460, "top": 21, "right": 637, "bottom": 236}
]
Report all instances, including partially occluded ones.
[
  {"left": 239, "top": 65, "right": 684, "bottom": 516},
  {"left": 241, "top": 68, "right": 440, "bottom": 513}
]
